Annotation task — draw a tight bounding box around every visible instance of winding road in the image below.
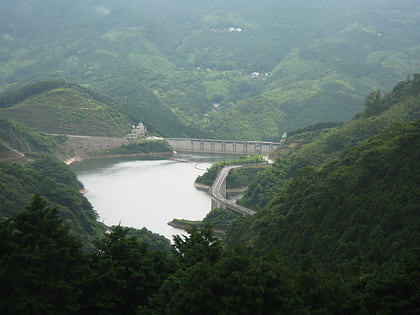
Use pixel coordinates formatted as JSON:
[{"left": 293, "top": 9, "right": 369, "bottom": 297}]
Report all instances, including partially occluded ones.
[{"left": 209, "top": 165, "right": 256, "bottom": 216}]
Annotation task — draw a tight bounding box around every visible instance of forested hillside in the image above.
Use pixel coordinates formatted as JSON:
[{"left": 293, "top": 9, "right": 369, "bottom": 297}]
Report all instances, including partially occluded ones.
[
  {"left": 0, "top": 0, "right": 419, "bottom": 312},
  {"left": 0, "top": 117, "right": 65, "bottom": 156},
  {"left": 227, "top": 120, "right": 419, "bottom": 262},
  {"left": 0, "top": 78, "right": 418, "bottom": 313},
  {"left": 0, "top": 154, "right": 104, "bottom": 244},
  {"left": 240, "top": 75, "right": 420, "bottom": 210},
  {"left": 0, "top": 0, "right": 418, "bottom": 139}
]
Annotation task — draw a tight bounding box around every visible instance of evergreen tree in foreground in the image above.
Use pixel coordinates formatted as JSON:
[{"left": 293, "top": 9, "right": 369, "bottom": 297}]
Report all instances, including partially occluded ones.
[{"left": 0, "top": 194, "right": 85, "bottom": 314}]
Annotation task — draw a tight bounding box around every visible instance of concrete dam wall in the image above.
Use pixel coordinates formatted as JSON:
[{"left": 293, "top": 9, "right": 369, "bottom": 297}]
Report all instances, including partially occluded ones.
[{"left": 166, "top": 138, "right": 281, "bottom": 155}]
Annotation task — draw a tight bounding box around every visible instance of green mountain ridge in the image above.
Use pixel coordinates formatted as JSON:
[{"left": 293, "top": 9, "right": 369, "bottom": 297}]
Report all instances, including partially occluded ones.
[
  {"left": 0, "top": 0, "right": 418, "bottom": 139},
  {"left": 239, "top": 75, "right": 420, "bottom": 209}
]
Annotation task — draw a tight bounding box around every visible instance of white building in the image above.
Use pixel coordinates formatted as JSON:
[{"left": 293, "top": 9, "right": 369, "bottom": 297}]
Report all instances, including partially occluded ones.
[{"left": 125, "top": 122, "right": 147, "bottom": 140}]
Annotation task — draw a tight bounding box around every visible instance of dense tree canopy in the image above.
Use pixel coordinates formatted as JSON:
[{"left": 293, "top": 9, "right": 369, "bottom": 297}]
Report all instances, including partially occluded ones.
[
  {"left": 0, "top": 195, "right": 85, "bottom": 314},
  {"left": 0, "top": 78, "right": 419, "bottom": 313}
]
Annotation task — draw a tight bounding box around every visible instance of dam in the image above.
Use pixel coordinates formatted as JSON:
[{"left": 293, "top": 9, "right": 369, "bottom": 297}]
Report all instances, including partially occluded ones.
[{"left": 165, "top": 138, "right": 283, "bottom": 155}]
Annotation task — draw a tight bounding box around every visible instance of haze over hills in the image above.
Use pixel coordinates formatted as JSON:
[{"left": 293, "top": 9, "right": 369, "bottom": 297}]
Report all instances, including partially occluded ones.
[
  {"left": 0, "top": 1, "right": 419, "bottom": 311},
  {"left": 0, "top": 0, "right": 419, "bottom": 139}
]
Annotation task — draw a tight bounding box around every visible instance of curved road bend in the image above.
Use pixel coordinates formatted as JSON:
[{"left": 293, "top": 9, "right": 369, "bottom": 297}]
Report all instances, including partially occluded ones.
[{"left": 209, "top": 165, "right": 256, "bottom": 216}]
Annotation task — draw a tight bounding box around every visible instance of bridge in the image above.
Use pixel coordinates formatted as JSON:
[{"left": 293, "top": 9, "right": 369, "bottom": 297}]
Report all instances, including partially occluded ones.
[
  {"left": 165, "top": 138, "right": 283, "bottom": 155},
  {"left": 209, "top": 165, "right": 256, "bottom": 216}
]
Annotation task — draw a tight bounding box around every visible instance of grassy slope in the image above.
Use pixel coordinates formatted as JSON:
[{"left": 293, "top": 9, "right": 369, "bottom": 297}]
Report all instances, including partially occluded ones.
[{"left": 0, "top": 85, "right": 133, "bottom": 137}]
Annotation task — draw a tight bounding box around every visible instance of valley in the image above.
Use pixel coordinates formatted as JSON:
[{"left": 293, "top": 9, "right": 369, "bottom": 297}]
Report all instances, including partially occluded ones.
[{"left": 0, "top": 0, "right": 419, "bottom": 313}]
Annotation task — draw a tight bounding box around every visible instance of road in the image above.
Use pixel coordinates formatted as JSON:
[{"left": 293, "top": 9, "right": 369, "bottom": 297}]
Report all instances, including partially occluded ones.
[{"left": 209, "top": 165, "right": 256, "bottom": 216}]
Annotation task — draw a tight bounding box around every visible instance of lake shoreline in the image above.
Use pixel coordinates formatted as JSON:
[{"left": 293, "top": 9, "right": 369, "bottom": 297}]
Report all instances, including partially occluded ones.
[
  {"left": 193, "top": 182, "right": 248, "bottom": 193},
  {"left": 65, "top": 151, "right": 174, "bottom": 165},
  {"left": 168, "top": 219, "right": 226, "bottom": 237}
]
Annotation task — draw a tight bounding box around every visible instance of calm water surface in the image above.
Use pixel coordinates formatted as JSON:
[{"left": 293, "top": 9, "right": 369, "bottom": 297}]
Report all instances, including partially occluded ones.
[{"left": 71, "top": 153, "right": 234, "bottom": 239}]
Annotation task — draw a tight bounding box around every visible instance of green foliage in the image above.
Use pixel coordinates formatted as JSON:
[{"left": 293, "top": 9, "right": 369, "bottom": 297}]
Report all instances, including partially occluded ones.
[
  {"left": 94, "top": 140, "right": 172, "bottom": 156},
  {"left": 113, "top": 80, "right": 204, "bottom": 137},
  {"left": 362, "top": 90, "right": 385, "bottom": 117},
  {"left": 1, "top": 198, "right": 418, "bottom": 314},
  {"left": 1, "top": 1, "right": 418, "bottom": 139},
  {"left": 126, "top": 226, "right": 172, "bottom": 252},
  {"left": 28, "top": 154, "right": 83, "bottom": 188},
  {"left": 0, "top": 84, "right": 133, "bottom": 137},
  {"left": 0, "top": 117, "right": 65, "bottom": 154},
  {"left": 0, "top": 80, "right": 65, "bottom": 108},
  {"left": 172, "top": 226, "right": 223, "bottom": 267},
  {"left": 195, "top": 154, "right": 265, "bottom": 186},
  {"left": 0, "top": 195, "right": 85, "bottom": 314},
  {"left": 240, "top": 76, "right": 420, "bottom": 210},
  {"left": 356, "top": 249, "right": 420, "bottom": 314},
  {"left": 81, "top": 225, "right": 174, "bottom": 314},
  {"left": 202, "top": 208, "right": 242, "bottom": 230},
  {"left": 288, "top": 121, "right": 344, "bottom": 136},
  {"left": 0, "top": 154, "right": 103, "bottom": 244},
  {"left": 0, "top": 3, "right": 419, "bottom": 313},
  {"left": 152, "top": 252, "right": 304, "bottom": 314},
  {"left": 0, "top": 199, "right": 173, "bottom": 314},
  {"left": 227, "top": 120, "right": 420, "bottom": 268},
  {"left": 227, "top": 166, "right": 265, "bottom": 189}
]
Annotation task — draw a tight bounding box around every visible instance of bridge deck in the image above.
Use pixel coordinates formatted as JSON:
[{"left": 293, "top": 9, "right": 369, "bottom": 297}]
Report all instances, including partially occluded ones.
[{"left": 209, "top": 165, "right": 255, "bottom": 216}]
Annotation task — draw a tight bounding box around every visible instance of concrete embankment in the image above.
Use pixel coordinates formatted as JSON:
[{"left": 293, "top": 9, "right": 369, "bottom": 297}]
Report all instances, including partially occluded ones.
[
  {"left": 56, "top": 134, "right": 176, "bottom": 164},
  {"left": 58, "top": 135, "right": 129, "bottom": 162}
]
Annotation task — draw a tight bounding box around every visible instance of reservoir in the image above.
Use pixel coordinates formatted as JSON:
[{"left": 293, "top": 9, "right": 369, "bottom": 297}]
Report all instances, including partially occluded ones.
[{"left": 71, "top": 153, "right": 234, "bottom": 240}]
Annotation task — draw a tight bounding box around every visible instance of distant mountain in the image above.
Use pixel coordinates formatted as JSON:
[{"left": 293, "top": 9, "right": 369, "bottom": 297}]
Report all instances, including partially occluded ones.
[{"left": 0, "top": 0, "right": 418, "bottom": 139}]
